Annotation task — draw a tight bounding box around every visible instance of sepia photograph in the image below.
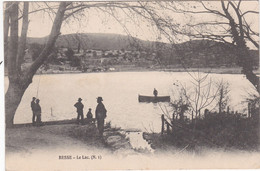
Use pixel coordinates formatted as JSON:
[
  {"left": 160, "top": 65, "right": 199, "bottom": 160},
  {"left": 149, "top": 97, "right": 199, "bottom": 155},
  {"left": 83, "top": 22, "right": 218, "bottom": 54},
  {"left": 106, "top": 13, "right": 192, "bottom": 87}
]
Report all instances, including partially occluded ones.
[{"left": 3, "top": 1, "right": 260, "bottom": 170}]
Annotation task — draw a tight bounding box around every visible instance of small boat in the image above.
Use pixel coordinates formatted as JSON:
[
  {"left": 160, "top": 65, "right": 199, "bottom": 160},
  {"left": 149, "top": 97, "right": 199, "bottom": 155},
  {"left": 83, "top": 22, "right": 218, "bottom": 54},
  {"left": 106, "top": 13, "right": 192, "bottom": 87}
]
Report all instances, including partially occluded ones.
[{"left": 138, "top": 95, "right": 170, "bottom": 103}]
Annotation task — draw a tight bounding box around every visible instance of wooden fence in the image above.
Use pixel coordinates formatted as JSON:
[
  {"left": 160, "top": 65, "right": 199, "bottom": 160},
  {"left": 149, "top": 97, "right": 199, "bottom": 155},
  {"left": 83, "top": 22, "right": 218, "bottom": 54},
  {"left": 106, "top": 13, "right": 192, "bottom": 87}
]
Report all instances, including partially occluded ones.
[
  {"left": 161, "top": 102, "right": 258, "bottom": 135},
  {"left": 161, "top": 114, "right": 174, "bottom": 135}
]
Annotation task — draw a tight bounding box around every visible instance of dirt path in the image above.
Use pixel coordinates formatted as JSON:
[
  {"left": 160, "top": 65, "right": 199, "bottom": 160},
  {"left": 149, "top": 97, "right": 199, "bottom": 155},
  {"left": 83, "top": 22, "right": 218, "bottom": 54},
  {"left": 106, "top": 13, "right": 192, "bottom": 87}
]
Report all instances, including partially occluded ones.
[
  {"left": 6, "top": 124, "right": 104, "bottom": 154},
  {"left": 5, "top": 123, "right": 142, "bottom": 171}
]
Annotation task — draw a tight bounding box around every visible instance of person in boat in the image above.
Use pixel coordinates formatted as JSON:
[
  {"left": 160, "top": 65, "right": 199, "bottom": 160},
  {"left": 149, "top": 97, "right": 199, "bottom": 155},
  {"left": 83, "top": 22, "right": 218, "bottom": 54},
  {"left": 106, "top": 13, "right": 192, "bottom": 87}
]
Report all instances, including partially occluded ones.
[
  {"left": 95, "top": 97, "right": 107, "bottom": 136},
  {"left": 34, "top": 99, "right": 42, "bottom": 126},
  {"left": 31, "top": 97, "right": 36, "bottom": 124},
  {"left": 153, "top": 88, "right": 158, "bottom": 97},
  {"left": 87, "top": 108, "right": 93, "bottom": 119},
  {"left": 74, "top": 98, "right": 84, "bottom": 124}
]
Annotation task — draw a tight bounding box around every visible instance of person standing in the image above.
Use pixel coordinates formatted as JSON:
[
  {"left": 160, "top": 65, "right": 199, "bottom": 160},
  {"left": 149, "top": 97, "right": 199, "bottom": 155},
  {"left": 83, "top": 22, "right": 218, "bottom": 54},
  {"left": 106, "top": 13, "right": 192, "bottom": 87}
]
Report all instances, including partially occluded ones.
[
  {"left": 153, "top": 88, "right": 158, "bottom": 97},
  {"left": 95, "top": 97, "right": 107, "bottom": 136},
  {"left": 74, "top": 98, "right": 84, "bottom": 124},
  {"left": 31, "top": 97, "right": 36, "bottom": 124},
  {"left": 34, "top": 99, "right": 42, "bottom": 126}
]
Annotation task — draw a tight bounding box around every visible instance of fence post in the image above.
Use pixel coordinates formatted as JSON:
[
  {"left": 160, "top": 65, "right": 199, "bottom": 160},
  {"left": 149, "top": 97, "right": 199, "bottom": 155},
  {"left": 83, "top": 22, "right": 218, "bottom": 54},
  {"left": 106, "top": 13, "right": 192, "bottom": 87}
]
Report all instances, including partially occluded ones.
[
  {"left": 167, "top": 123, "right": 170, "bottom": 135},
  {"left": 248, "top": 102, "right": 251, "bottom": 118},
  {"left": 161, "top": 114, "right": 165, "bottom": 135},
  {"left": 192, "top": 111, "right": 194, "bottom": 123}
]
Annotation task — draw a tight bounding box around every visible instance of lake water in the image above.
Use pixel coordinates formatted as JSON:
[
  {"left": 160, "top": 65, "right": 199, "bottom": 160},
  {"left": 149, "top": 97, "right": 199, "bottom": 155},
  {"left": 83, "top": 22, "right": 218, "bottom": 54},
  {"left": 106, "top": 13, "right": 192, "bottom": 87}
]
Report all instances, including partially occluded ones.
[{"left": 4, "top": 71, "right": 257, "bottom": 132}]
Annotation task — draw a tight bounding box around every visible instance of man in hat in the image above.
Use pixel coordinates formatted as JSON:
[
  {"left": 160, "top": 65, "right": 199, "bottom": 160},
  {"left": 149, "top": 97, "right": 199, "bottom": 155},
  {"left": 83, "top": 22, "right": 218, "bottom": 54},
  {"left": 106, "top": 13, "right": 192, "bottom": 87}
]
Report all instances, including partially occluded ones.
[
  {"left": 95, "top": 97, "right": 107, "bottom": 136},
  {"left": 31, "top": 97, "right": 36, "bottom": 124},
  {"left": 74, "top": 98, "right": 84, "bottom": 124}
]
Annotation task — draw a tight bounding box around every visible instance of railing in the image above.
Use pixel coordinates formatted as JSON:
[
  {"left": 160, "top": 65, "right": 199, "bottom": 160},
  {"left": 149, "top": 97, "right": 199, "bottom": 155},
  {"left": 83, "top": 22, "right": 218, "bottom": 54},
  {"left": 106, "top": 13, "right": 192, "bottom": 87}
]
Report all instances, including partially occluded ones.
[{"left": 161, "top": 114, "right": 173, "bottom": 135}]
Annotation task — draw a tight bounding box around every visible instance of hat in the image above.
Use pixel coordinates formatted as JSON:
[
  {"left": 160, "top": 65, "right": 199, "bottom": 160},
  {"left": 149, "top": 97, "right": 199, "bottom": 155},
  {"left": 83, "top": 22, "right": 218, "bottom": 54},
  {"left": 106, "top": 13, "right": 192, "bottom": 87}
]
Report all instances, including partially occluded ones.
[
  {"left": 97, "top": 97, "right": 103, "bottom": 101},
  {"left": 78, "top": 98, "right": 82, "bottom": 101},
  {"left": 32, "top": 97, "right": 36, "bottom": 100}
]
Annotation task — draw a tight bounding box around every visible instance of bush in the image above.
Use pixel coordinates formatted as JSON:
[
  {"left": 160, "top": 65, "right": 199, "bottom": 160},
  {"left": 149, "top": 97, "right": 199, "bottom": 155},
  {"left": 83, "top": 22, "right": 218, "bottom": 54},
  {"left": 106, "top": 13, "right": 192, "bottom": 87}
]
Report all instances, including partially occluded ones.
[{"left": 165, "top": 112, "right": 259, "bottom": 150}]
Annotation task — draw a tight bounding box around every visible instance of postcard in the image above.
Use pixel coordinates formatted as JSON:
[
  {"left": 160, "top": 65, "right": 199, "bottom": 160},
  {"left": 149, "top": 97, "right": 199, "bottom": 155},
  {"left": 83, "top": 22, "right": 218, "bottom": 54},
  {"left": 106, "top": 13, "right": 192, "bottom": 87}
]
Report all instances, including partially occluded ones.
[{"left": 3, "top": 1, "right": 260, "bottom": 170}]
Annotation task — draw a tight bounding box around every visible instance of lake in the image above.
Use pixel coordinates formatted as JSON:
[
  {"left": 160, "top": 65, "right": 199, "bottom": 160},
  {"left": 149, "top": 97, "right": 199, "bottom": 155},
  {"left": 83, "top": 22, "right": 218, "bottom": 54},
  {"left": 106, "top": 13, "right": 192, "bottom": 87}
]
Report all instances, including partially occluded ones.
[{"left": 4, "top": 71, "right": 257, "bottom": 132}]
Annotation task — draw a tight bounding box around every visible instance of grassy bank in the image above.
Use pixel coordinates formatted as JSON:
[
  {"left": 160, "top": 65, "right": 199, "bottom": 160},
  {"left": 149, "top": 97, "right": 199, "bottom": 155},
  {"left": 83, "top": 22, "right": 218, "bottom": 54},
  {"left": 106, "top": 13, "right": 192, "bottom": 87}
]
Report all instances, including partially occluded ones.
[
  {"left": 6, "top": 121, "right": 134, "bottom": 155},
  {"left": 5, "top": 118, "right": 260, "bottom": 170},
  {"left": 143, "top": 113, "right": 260, "bottom": 153},
  {"left": 6, "top": 123, "right": 104, "bottom": 154}
]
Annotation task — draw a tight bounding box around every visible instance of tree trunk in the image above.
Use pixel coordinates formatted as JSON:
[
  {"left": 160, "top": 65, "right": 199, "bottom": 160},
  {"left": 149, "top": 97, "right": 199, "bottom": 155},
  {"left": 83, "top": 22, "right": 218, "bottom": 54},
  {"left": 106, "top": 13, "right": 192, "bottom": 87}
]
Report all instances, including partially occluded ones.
[
  {"left": 5, "top": 2, "right": 20, "bottom": 128},
  {"left": 219, "top": 88, "right": 223, "bottom": 114},
  {"left": 17, "top": 2, "right": 29, "bottom": 71},
  {"left": 221, "top": 0, "right": 260, "bottom": 94},
  {"left": 25, "top": 2, "right": 68, "bottom": 79},
  {"left": 4, "top": 2, "right": 11, "bottom": 66},
  {"left": 5, "top": 81, "right": 27, "bottom": 127},
  {"left": 243, "top": 69, "right": 260, "bottom": 92},
  {"left": 5, "top": 2, "right": 68, "bottom": 127},
  {"left": 7, "top": 2, "right": 19, "bottom": 80}
]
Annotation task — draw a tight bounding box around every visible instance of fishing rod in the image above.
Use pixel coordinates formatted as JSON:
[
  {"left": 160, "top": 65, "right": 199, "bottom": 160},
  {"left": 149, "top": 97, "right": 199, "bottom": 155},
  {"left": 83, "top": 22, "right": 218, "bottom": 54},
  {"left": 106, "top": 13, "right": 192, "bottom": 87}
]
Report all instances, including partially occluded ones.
[{"left": 36, "top": 72, "right": 41, "bottom": 99}]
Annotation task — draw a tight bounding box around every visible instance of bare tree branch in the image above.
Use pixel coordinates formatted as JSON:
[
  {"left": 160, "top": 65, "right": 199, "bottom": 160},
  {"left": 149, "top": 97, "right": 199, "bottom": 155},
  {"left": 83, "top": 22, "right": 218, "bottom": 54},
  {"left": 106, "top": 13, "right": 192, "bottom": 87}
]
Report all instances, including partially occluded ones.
[
  {"left": 7, "top": 2, "right": 19, "bottom": 81},
  {"left": 24, "top": 2, "right": 68, "bottom": 83},
  {"left": 242, "top": 10, "right": 259, "bottom": 17}
]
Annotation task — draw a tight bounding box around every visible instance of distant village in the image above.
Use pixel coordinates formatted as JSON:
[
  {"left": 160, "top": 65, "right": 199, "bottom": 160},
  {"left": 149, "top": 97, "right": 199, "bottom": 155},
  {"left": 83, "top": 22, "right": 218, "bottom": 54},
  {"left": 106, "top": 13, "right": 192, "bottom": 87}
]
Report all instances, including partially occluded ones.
[
  {"left": 22, "top": 39, "right": 259, "bottom": 74},
  {"left": 24, "top": 45, "right": 158, "bottom": 73}
]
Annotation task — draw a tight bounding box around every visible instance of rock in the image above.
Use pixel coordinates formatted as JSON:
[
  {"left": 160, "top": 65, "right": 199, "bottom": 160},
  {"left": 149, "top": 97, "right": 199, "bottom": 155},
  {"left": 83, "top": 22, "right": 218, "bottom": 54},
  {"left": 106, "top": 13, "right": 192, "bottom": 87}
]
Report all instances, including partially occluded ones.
[
  {"left": 111, "top": 141, "right": 131, "bottom": 149},
  {"left": 118, "top": 131, "right": 126, "bottom": 135},
  {"left": 103, "top": 131, "right": 115, "bottom": 137},
  {"left": 106, "top": 135, "right": 122, "bottom": 144}
]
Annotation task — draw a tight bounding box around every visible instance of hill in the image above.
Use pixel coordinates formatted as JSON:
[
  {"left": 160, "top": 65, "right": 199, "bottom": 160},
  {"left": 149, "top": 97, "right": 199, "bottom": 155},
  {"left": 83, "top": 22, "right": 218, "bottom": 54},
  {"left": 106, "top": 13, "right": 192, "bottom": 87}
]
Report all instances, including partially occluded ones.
[{"left": 27, "top": 33, "right": 153, "bottom": 50}]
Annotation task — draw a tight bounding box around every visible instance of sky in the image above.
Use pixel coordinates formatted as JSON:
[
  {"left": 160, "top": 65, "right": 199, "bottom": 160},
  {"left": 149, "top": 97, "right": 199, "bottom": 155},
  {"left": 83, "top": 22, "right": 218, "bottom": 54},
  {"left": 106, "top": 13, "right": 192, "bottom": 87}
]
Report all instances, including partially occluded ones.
[
  {"left": 14, "top": 1, "right": 258, "bottom": 49},
  {"left": 25, "top": 2, "right": 163, "bottom": 42}
]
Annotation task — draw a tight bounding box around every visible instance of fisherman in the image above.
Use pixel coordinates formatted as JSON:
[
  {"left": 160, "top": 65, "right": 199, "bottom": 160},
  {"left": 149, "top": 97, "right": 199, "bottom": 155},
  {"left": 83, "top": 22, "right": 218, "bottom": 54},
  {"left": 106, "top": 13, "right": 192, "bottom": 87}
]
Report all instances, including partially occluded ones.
[
  {"left": 31, "top": 97, "right": 36, "bottom": 124},
  {"left": 95, "top": 97, "right": 107, "bottom": 136},
  {"left": 87, "top": 108, "right": 93, "bottom": 119},
  {"left": 74, "top": 98, "right": 84, "bottom": 124},
  {"left": 34, "top": 99, "right": 42, "bottom": 126},
  {"left": 153, "top": 88, "right": 158, "bottom": 97}
]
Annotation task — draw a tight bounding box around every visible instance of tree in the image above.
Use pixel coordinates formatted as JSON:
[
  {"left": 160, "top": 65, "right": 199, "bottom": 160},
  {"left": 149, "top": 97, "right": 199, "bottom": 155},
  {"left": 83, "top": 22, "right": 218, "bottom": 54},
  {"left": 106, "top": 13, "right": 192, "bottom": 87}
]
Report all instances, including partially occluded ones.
[
  {"left": 174, "top": 72, "right": 221, "bottom": 120},
  {"left": 135, "top": 1, "right": 259, "bottom": 93},
  {"left": 157, "top": 1, "right": 259, "bottom": 92},
  {"left": 193, "top": 1, "right": 259, "bottom": 93},
  {"left": 5, "top": 2, "right": 68, "bottom": 127},
  {"left": 29, "top": 43, "right": 45, "bottom": 61},
  {"left": 4, "top": 2, "right": 159, "bottom": 127},
  {"left": 215, "top": 81, "right": 230, "bottom": 114},
  {"left": 170, "top": 91, "right": 189, "bottom": 122},
  {"left": 65, "top": 47, "right": 75, "bottom": 61}
]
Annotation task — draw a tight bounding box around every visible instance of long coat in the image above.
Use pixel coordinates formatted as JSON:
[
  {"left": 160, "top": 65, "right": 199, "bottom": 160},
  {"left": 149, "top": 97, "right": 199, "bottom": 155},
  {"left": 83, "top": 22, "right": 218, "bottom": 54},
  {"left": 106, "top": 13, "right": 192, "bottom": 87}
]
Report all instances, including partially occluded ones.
[
  {"left": 95, "top": 102, "right": 107, "bottom": 120},
  {"left": 34, "top": 103, "right": 41, "bottom": 116}
]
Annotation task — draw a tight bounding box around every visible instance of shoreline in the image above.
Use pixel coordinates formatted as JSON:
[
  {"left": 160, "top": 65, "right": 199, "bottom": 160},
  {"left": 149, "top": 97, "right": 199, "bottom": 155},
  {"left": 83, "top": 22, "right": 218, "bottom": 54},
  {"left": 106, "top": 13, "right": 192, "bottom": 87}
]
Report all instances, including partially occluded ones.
[
  {"left": 36, "top": 67, "right": 248, "bottom": 75},
  {"left": 6, "top": 121, "right": 147, "bottom": 156},
  {"left": 5, "top": 66, "right": 260, "bottom": 77},
  {"left": 6, "top": 120, "right": 260, "bottom": 170}
]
